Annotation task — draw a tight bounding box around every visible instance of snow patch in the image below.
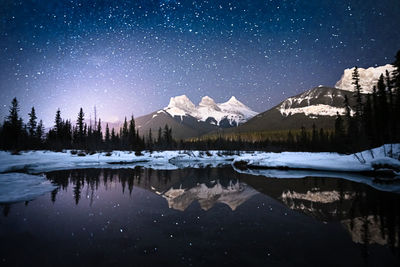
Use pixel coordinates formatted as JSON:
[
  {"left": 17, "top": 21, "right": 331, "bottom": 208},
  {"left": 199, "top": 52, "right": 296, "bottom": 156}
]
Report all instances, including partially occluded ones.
[
  {"left": 233, "top": 144, "right": 400, "bottom": 173},
  {"left": 0, "top": 173, "right": 57, "bottom": 203},
  {"left": 279, "top": 104, "right": 350, "bottom": 117},
  {"left": 277, "top": 87, "right": 352, "bottom": 117},
  {"left": 0, "top": 150, "right": 235, "bottom": 174}
]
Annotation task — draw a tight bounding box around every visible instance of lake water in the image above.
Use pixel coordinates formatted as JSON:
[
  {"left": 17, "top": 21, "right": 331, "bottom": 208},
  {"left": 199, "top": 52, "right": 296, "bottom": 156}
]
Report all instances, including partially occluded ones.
[{"left": 1, "top": 167, "right": 399, "bottom": 266}]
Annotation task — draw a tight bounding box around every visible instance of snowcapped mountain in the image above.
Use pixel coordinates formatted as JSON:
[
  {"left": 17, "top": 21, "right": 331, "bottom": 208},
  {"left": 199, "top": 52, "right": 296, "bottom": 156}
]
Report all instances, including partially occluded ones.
[
  {"left": 164, "top": 95, "right": 257, "bottom": 127},
  {"left": 335, "top": 64, "right": 395, "bottom": 93},
  {"left": 277, "top": 64, "right": 394, "bottom": 120},
  {"left": 277, "top": 86, "right": 353, "bottom": 118},
  {"left": 135, "top": 95, "right": 257, "bottom": 139},
  {"left": 229, "top": 86, "right": 356, "bottom": 133},
  {"left": 224, "top": 64, "right": 394, "bottom": 134}
]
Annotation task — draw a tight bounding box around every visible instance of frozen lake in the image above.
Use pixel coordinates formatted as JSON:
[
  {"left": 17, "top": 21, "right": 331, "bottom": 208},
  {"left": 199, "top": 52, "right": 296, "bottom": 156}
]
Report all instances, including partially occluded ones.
[{"left": 1, "top": 167, "right": 399, "bottom": 266}]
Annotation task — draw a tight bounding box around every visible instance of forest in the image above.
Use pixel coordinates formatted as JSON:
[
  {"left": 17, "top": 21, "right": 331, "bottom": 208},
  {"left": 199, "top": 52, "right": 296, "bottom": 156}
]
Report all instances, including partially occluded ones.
[{"left": 1, "top": 50, "right": 399, "bottom": 154}]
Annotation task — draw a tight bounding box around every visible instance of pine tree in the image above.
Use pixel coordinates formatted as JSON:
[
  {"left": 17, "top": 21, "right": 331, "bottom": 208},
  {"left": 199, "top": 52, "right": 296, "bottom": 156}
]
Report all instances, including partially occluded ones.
[
  {"left": 377, "top": 74, "right": 388, "bottom": 143},
  {"left": 312, "top": 123, "right": 318, "bottom": 150},
  {"left": 7, "top": 98, "right": 21, "bottom": 126},
  {"left": 393, "top": 50, "right": 400, "bottom": 91},
  {"left": 27, "top": 107, "right": 37, "bottom": 138},
  {"left": 352, "top": 66, "right": 363, "bottom": 117},
  {"left": 319, "top": 128, "right": 326, "bottom": 151},
  {"left": 157, "top": 127, "right": 162, "bottom": 146},
  {"left": 54, "top": 109, "right": 62, "bottom": 135},
  {"left": 335, "top": 112, "right": 345, "bottom": 151},
  {"left": 105, "top": 123, "right": 110, "bottom": 144},
  {"left": 148, "top": 128, "right": 153, "bottom": 149},
  {"left": 392, "top": 50, "right": 400, "bottom": 140},
  {"left": 362, "top": 94, "right": 373, "bottom": 146},
  {"left": 111, "top": 128, "right": 117, "bottom": 149},
  {"left": 372, "top": 85, "right": 378, "bottom": 143},
  {"left": 163, "top": 125, "right": 170, "bottom": 148},
  {"left": 128, "top": 116, "right": 136, "bottom": 150},
  {"left": 287, "top": 130, "right": 294, "bottom": 149},
  {"left": 97, "top": 118, "right": 102, "bottom": 148},
  {"left": 122, "top": 117, "right": 129, "bottom": 149},
  {"left": 299, "top": 125, "right": 308, "bottom": 150},
  {"left": 61, "top": 119, "right": 72, "bottom": 148},
  {"left": 386, "top": 70, "right": 393, "bottom": 104},
  {"left": 385, "top": 70, "right": 395, "bottom": 142},
  {"left": 4, "top": 98, "right": 23, "bottom": 150},
  {"left": 77, "top": 108, "right": 85, "bottom": 147},
  {"left": 36, "top": 120, "right": 44, "bottom": 143},
  {"left": 343, "top": 95, "right": 356, "bottom": 150},
  {"left": 135, "top": 129, "right": 141, "bottom": 152}
]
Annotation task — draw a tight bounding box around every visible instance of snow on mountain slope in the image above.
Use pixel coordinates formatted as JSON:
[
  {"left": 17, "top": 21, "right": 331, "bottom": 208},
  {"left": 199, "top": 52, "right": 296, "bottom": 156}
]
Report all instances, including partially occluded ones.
[
  {"left": 279, "top": 104, "right": 349, "bottom": 117},
  {"left": 165, "top": 95, "right": 197, "bottom": 119},
  {"left": 277, "top": 86, "right": 353, "bottom": 118},
  {"left": 163, "top": 95, "right": 257, "bottom": 126},
  {"left": 335, "top": 64, "right": 395, "bottom": 93},
  {"left": 276, "top": 64, "right": 394, "bottom": 119}
]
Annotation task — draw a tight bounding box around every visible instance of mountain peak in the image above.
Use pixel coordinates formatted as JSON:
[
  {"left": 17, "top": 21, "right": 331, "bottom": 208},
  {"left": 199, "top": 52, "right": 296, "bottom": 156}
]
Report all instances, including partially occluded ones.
[
  {"left": 199, "top": 96, "right": 217, "bottom": 107},
  {"left": 199, "top": 96, "right": 219, "bottom": 110},
  {"left": 228, "top": 96, "right": 238, "bottom": 102},
  {"left": 167, "top": 95, "right": 195, "bottom": 110},
  {"left": 335, "top": 64, "right": 395, "bottom": 93},
  {"left": 162, "top": 95, "right": 257, "bottom": 127},
  {"left": 221, "top": 96, "right": 246, "bottom": 108}
]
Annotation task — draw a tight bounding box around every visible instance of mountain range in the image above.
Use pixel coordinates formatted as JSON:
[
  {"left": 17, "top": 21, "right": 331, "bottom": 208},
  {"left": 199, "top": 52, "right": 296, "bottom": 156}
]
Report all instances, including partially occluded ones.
[
  {"left": 135, "top": 95, "right": 257, "bottom": 140},
  {"left": 114, "top": 64, "right": 395, "bottom": 140}
]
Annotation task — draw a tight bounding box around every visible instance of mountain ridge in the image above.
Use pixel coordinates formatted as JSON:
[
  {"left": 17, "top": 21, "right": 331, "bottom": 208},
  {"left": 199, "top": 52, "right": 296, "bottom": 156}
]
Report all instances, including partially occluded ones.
[{"left": 134, "top": 95, "right": 258, "bottom": 139}]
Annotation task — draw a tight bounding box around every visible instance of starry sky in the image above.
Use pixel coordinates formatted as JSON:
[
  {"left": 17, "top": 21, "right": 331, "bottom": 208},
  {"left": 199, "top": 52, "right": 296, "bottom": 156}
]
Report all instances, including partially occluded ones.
[{"left": 1, "top": 0, "right": 399, "bottom": 126}]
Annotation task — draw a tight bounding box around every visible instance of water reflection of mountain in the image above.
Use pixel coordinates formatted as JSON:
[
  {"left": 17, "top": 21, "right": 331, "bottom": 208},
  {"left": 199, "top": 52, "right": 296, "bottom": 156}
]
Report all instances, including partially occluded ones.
[
  {"left": 44, "top": 167, "right": 258, "bottom": 211},
  {"left": 42, "top": 168, "right": 400, "bottom": 253},
  {"left": 161, "top": 181, "right": 258, "bottom": 211},
  {"left": 240, "top": 174, "right": 400, "bottom": 250}
]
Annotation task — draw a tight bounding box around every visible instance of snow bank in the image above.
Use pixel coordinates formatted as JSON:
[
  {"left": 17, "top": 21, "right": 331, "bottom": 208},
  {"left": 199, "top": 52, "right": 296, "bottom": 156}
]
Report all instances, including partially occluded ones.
[
  {"left": 0, "top": 150, "right": 235, "bottom": 174},
  {"left": 0, "top": 173, "right": 57, "bottom": 203},
  {"left": 0, "top": 145, "right": 398, "bottom": 175},
  {"left": 233, "top": 144, "right": 400, "bottom": 173},
  {"left": 233, "top": 168, "right": 400, "bottom": 193}
]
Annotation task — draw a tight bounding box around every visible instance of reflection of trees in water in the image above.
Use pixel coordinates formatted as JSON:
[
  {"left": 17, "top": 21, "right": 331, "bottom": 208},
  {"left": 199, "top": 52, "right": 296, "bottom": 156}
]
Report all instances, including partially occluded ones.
[
  {"left": 3, "top": 168, "right": 399, "bottom": 259},
  {"left": 46, "top": 168, "right": 143, "bottom": 206},
  {"left": 240, "top": 174, "right": 400, "bottom": 257},
  {"left": 344, "top": 181, "right": 399, "bottom": 251},
  {"left": 2, "top": 204, "right": 10, "bottom": 217},
  {"left": 44, "top": 168, "right": 182, "bottom": 207},
  {"left": 339, "top": 184, "right": 400, "bottom": 263}
]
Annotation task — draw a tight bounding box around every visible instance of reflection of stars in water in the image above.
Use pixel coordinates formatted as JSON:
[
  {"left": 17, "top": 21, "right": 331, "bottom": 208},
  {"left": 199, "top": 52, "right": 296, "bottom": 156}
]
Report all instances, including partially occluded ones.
[{"left": 0, "top": 0, "right": 399, "bottom": 126}]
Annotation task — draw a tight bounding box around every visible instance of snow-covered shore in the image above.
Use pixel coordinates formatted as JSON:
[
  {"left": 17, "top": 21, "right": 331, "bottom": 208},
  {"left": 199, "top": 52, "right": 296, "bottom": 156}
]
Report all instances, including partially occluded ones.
[
  {"left": 0, "top": 144, "right": 398, "bottom": 175},
  {"left": 0, "top": 150, "right": 235, "bottom": 174},
  {"left": 232, "top": 144, "right": 400, "bottom": 174},
  {"left": 0, "top": 145, "right": 399, "bottom": 203},
  {"left": 0, "top": 173, "right": 57, "bottom": 203}
]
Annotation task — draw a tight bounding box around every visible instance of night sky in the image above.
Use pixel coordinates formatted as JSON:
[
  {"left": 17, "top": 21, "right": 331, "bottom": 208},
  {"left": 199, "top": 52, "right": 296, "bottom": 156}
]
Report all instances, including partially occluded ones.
[{"left": 1, "top": 0, "right": 399, "bottom": 126}]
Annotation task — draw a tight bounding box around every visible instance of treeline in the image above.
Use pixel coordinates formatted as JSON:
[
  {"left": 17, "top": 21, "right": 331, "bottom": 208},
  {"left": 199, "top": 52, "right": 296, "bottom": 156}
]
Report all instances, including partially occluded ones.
[
  {"left": 1, "top": 50, "right": 399, "bottom": 153},
  {"left": 182, "top": 50, "right": 400, "bottom": 153},
  {"left": 0, "top": 102, "right": 175, "bottom": 152},
  {"left": 332, "top": 50, "right": 400, "bottom": 153},
  {"left": 0, "top": 97, "right": 330, "bottom": 152}
]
